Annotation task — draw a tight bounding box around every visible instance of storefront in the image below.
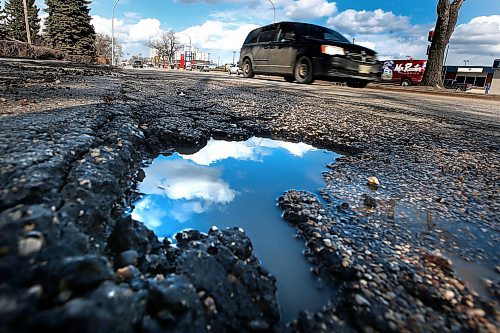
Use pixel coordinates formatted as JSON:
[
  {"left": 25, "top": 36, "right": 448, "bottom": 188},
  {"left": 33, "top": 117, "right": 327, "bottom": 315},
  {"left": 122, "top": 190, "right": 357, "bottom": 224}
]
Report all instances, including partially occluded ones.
[{"left": 443, "top": 66, "right": 495, "bottom": 88}]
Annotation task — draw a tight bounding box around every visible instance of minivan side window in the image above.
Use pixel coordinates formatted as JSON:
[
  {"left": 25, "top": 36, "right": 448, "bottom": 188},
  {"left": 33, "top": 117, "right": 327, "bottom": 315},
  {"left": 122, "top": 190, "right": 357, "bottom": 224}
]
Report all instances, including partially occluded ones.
[
  {"left": 305, "top": 25, "right": 350, "bottom": 43},
  {"left": 258, "top": 26, "right": 277, "bottom": 43},
  {"left": 244, "top": 29, "right": 260, "bottom": 44},
  {"left": 276, "top": 24, "right": 296, "bottom": 42}
]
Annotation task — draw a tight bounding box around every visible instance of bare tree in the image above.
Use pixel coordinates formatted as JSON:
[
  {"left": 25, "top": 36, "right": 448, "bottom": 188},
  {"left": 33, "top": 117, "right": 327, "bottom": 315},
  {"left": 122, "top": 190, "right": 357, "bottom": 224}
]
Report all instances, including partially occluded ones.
[
  {"left": 422, "top": 0, "right": 465, "bottom": 87},
  {"left": 95, "top": 33, "right": 122, "bottom": 64},
  {"left": 149, "top": 30, "right": 179, "bottom": 65}
]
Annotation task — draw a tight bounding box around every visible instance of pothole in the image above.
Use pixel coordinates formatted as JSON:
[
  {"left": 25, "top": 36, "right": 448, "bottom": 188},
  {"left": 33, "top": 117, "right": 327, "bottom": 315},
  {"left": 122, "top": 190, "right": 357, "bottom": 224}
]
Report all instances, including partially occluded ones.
[{"left": 132, "top": 137, "right": 340, "bottom": 323}]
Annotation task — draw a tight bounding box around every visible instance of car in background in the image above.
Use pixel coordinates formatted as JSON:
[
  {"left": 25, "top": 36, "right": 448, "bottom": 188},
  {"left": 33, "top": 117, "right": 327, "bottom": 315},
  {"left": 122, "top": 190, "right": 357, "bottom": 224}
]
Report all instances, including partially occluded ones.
[
  {"left": 200, "top": 65, "right": 210, "bottom": 72},
  {"left": 132, "top": 60, "right": 143, "bottom": 68},
  {"left": 228, "top": 64, "right": 242, "bottom": 75},
  {"left": 444, "top": 79, "right": 473, "bottom": 91},
  {"left": 239, "top": 21, "right": 379, "bottom": 87},
  {"left": 208, "top": 64, "right": 217, "bottom": 70},
  {"left": 185, "top": 62, "right": 192, "bottom": 71}
]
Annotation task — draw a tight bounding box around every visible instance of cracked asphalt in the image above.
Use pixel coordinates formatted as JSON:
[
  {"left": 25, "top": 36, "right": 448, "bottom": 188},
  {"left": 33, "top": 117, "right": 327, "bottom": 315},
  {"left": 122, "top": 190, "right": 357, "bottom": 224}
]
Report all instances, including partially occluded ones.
[{"left": 0, "top": 60, "right": 499, "bottom": 332}]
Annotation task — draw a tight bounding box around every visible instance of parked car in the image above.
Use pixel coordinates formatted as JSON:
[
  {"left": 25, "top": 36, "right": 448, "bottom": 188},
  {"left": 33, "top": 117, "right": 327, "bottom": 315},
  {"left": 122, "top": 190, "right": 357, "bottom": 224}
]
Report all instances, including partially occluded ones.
[
  {"left": 208, "top": 64, "right": 217, "bottom": 70},
  {"left": 132, "top": 60, "right": 143, "bottom": 68},
  {"left": 185, "top": 62, "right": 192, "bottom": 71},
  {"left": 239, "top": 21, "right": 379, "bottom": 87},
  {"left": 200, "top": 66, "right": 210, "bottom": 72},
  {"left": 444, "top": 79, "right": 473, "bottom": 91},
  {"left": 228, "top": 64, "right": 242, "bottom": 75}
]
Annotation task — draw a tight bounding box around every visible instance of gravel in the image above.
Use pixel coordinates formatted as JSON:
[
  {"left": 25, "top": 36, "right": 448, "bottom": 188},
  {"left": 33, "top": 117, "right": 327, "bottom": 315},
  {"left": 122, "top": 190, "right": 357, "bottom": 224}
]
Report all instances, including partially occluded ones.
[{"left": 0, "top": 60, "right": 498, "bottom": 332}]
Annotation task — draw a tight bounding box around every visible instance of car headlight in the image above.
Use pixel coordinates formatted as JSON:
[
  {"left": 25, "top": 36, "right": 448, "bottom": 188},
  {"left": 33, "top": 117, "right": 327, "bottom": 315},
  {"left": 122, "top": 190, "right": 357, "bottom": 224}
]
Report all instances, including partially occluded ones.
[{"left": 321, "top": 45, "right": 345, "bottom": 56}]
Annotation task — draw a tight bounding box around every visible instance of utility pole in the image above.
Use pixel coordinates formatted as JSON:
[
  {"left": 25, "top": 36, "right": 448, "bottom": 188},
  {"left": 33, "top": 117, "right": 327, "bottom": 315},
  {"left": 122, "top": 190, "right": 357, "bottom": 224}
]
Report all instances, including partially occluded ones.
[
  {"left": 112, "top": 0, "right": 120, "bottom": 67},
  {"left": 232, "top": 51, "right": 236, "bottom": 65},
  {"left": 22, "top": 0, "right": 31, "bottom": 45}
]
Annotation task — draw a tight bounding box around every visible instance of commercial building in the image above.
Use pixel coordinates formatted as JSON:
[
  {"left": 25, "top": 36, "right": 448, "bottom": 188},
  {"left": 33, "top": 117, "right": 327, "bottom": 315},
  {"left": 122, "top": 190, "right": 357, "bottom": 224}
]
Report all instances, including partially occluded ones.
[
  {"left": 442, "top": 59, "right": 500, "bottom": 94},
  {"left": 443, "top": 66, "right": 495, "bottom": 88}
]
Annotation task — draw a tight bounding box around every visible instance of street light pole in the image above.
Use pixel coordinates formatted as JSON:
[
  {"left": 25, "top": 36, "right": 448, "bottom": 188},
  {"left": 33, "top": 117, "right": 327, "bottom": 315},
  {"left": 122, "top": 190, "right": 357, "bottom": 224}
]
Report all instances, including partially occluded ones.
[
  {"left": 111, "top": 0, "right": 120, "bottom": 67},
  {"left": 463, "top": 59, "right": 469, "bottom": 66},
  {"left": 232, "top": 51, "right": 236, "bottom": 65},
  {"left": 267, "top": 0, "right": 275, "bottom": 23}
]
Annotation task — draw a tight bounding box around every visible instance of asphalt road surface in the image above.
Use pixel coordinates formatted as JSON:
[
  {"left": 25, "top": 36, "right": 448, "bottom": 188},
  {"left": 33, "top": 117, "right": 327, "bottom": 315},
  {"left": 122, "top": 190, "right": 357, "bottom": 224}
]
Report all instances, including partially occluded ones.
[{"left": 1, "top": 61, "right": 499, "bottom": 333}]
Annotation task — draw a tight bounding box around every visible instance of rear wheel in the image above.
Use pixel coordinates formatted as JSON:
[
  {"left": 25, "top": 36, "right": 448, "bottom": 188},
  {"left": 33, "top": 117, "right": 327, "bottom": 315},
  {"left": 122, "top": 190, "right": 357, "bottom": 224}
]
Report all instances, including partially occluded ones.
[
  {"left": 401, "top": 78, "right": 412, "bottom": 86},
  {"left": 242, "top": 59, "right": 255, "bottom": 78},
  {"left": 294, "top": 56, "right": 314, "bottom": 84},
  {"left": 284, "top": 76, "right": 294, "bottom": 83},
  {"left": 346, "top": 80, "right": 368, "bottom": 88}
]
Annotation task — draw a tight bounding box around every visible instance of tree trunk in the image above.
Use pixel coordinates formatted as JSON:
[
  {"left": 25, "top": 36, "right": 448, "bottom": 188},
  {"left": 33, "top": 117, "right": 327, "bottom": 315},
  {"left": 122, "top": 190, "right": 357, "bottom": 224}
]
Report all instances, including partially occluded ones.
[
  {"left": 421, "top": 0, "right": 465, "bottom": 87},
  {"left": 22, "top": 0, "right": 31, "bottom": 44}
]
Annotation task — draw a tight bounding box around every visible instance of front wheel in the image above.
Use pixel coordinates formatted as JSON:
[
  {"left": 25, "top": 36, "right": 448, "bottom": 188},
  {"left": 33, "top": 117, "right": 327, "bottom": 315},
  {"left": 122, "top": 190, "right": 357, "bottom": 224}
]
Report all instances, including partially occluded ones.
[
  {"left": 294, "top": 56, "right": 314, "bottom": 84},
  {"left": 242, "top": 59, "right": 255, "bottom": 78}
]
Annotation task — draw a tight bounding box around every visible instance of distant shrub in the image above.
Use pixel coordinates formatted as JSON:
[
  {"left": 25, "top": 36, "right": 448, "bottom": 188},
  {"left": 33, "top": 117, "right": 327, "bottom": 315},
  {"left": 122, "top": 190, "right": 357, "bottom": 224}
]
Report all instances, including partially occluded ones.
[{"left": 0, "top": 40, "right": 93, "bottom": 63}]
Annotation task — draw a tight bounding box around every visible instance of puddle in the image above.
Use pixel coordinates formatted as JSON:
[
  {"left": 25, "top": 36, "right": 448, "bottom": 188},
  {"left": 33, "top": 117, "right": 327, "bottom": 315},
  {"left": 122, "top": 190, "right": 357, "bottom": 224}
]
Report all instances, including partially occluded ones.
[
  {"left": 132, "top": 137, "right": 340, "bottom": 323},
  {"left": 376, "top": 199, "right": 499, "bottom": 299}
]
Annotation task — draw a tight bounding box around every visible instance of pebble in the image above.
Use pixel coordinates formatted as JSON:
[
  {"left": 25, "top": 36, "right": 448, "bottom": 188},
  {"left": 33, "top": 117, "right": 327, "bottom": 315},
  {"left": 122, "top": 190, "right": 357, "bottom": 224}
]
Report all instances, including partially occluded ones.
[
  {"left": 443, "top": 290, "right": 455, "bottom": 300},
  {"left": 367, "top": 176, "right": 380, "bottom": 190},
  {"left": 18, "top": 231, "right": 45, "bottom": 256},
  {"left": 355, "top": 294, "right": 371, "bottom": 306}
]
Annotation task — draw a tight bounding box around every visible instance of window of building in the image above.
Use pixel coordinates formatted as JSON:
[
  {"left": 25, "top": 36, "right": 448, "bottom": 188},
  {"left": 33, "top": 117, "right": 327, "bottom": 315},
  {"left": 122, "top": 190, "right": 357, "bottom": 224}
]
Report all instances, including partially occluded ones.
[
  {"left": 475, "top": 77, "right": 486, "bottom": 87},
  {"left": 456, "top": 75, "right": 466, "bottom": 83},
  {"left": 465, "top": 76, "right": 475, "bottom": 85}
]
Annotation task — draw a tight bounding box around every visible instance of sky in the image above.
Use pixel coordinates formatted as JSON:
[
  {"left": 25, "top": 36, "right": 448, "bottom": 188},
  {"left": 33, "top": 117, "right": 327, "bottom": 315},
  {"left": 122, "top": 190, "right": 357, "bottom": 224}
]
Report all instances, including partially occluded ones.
[{"left": 30, "top": 0, "right": 500, "bottom": 65}]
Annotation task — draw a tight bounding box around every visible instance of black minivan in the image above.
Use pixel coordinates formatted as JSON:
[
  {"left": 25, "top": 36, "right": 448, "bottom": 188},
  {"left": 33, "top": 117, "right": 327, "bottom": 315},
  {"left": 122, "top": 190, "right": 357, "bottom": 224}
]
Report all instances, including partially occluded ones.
[{"left": 239, "top": 21, "right": 379, "bottom": 87}]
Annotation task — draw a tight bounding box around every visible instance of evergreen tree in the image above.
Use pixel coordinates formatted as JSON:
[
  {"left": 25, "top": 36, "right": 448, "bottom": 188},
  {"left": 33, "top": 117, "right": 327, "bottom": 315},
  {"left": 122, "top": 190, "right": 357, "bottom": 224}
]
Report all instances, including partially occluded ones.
[
  {"left": 4, "top": 0, "right": 40, "bottom": 42},
  {"left": 45, "top": 0, "right": 96, "bottom": 57},
  {"left": 0, "top": 5, "right": 7, "bottom": 40}
]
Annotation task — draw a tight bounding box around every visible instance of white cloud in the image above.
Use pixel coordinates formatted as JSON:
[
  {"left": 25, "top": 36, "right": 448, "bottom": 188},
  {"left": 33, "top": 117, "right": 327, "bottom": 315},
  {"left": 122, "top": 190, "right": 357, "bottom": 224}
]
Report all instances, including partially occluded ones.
[
  {"left": 91, "top": 15, "right": 164, "bottom": 58},
  {"left": 327, "top": 9, "right": 411, "bottom": 35},
  {"left": 447, "top": 15, "right": 500, "bottom": 65},
  {"left": 123, "top": 12, "right": 142, "bottom": 20},
  {"left": 324, "top": 9, "right": 499, "bottom": 65},
  {"left": 139, "top": 158, "right": 236, "bottom": 204},
  {"left": 181, "top": 137, "right": 317, "bottom": 166},
  {"left": 282, "top": 0, "right": 337, "bottom": 20},
  {"left": 128, "top": 18, "right": 162, "bottom": 42},
  {"left": 180, "top": 21, "right": 259, "bottom": 51}
]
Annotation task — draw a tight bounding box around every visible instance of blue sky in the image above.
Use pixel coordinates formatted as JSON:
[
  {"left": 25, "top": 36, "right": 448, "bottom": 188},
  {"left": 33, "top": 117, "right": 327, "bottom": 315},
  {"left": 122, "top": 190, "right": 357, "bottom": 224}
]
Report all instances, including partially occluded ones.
[{"left": 28, "top": 0, "right": 500, "bottom": 65}]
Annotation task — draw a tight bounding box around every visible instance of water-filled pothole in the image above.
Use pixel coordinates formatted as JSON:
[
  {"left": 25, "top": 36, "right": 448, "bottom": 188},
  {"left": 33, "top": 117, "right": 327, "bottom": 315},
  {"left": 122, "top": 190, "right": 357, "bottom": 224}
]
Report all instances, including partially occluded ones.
[{"left": 132, "top": 137, "right": 340, "bottom": 323}]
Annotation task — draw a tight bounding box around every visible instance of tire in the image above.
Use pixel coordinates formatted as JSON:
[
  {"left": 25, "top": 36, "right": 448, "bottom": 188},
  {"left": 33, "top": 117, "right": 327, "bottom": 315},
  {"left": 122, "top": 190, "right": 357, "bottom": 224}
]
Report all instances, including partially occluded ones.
[
  {"left": 242, "top": 59, "right": 255, "bottom": 78},
  {"left": 346, "top": 80, "right": 368, "bottom": 88},
  {"left": 401, "top": 79, "right": 412, "bottom": 86},
  {"left": 294, "top": 56, "right": 314, "bottom": 84},
  {"left": 284, "top": 76, "right": 295, "bottom": 83}
]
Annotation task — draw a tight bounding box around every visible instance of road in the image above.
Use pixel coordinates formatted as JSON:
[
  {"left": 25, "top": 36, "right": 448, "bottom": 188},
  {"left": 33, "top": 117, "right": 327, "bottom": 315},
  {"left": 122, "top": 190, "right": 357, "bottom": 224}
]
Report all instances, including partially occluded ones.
[{"left": 1, "top": 61, "right": 499, "bottom": 333}]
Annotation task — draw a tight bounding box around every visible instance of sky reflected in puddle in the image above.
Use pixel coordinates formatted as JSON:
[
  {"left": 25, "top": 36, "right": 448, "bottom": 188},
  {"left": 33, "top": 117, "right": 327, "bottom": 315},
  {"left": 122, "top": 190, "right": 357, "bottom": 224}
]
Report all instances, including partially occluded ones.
[{"left": 133, "top": 137, "right": 339, "bottom": 323}]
